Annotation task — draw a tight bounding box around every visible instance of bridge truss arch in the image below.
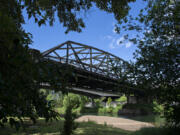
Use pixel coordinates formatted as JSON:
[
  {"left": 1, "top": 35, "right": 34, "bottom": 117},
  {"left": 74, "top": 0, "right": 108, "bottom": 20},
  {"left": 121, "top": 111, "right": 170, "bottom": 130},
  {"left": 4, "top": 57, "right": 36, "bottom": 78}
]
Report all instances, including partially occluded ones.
[{"left": 42, "top": 41, "right": 130, "bottom": 79}]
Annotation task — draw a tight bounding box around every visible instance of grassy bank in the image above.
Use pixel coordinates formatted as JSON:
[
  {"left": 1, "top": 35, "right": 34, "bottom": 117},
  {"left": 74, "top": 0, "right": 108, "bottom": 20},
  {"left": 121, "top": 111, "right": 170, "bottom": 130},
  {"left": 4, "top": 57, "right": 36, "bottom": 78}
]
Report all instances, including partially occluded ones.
[
  {"left": 131, "top": 127, "right": 180, "bottom": 135},
  {"left": 0, "top": 115, "right": 177, "bottom": 135},
  {"left": 0, "top": 118, "right": 130, "bottom": 135}
]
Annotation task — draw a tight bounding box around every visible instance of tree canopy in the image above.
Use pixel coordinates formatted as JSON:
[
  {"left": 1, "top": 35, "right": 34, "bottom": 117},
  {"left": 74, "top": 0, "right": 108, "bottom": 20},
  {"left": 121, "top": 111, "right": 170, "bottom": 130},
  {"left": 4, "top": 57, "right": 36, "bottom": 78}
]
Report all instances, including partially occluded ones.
[
  {"left": 119, "top": 0, "right": 180, "bottom": 127},
  {"left": 0, "top": 0, "right": 136, "bottom": 129},
  {"left": 0, "top": 0, "right": 179, "bottom": 128}
]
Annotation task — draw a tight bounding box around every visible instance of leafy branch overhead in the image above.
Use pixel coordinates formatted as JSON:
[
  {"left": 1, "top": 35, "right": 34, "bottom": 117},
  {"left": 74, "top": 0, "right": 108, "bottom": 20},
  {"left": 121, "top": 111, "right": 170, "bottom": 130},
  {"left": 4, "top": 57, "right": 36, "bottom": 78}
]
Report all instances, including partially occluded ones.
[
  {"left": 0, "top": 0, "right": 180, "bottom": 130},
  {"left": 22, "top": 0, "right": 136, "bottom": 33},
  {"left": 0, "top": 0, "right": 136, "bottom": 129},
  {"left": 121, "top": 0, "right": 180, "bottom": 127}
]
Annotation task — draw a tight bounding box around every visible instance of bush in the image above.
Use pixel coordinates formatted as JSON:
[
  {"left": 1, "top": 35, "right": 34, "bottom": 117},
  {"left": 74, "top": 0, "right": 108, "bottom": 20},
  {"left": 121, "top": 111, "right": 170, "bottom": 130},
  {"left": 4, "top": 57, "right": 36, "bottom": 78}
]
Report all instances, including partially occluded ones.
[
  {"left": 106, "top": 106, "right": 113, "bottom": 114},
  {"left": 112, "top": 105, "right": 123, "bottom": 114},
  {"left": 98, "top": 105, "right": 123, "bottom": 116},
  {"left": 63, "top": 93, "right": 81, "bottom": 109},
  {"left": 116, "top": 95, "right": 127, "bottom": 103},
  {"left": 79, "top": 96, "right": 89, "bottom": 113},
  {"left": 153, "top": 101, "right": 164, "bottom": 115},
  {"left": 107, "top": 97, "right": 112, "bottom": 107},
  {"left": 58, "top": 93, "right": 89, "bottom": 115},
  {"left": 98, "top": 107, "right": 107, "bottom": 114}
]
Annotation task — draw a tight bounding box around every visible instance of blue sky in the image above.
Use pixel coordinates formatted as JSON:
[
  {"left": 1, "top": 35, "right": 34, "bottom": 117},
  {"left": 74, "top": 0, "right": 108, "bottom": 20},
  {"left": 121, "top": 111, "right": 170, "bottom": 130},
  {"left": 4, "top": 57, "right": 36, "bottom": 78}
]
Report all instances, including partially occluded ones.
[{"left": 23, "top": 0, "right": 145, "bottom": 61}]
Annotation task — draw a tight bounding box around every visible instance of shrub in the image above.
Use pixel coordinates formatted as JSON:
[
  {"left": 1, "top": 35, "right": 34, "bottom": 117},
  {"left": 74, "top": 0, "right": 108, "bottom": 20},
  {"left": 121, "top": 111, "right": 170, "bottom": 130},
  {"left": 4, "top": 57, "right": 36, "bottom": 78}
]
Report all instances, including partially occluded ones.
[
  {"left": 116, "top": 95, "right": 127, "bottom": 103},
  {"left": 106, "top": 106, "right": 113, "bottom": 114},
  {"left": 112, "top": 105, "right": 123, "bottom": 114},
  {"left": 94, "top": 98, "right": 105, "bottom": 112},
  {"left": 107, "top": 97, "right": 112, "bottom": 107},
  {"left": 98, "top": 107, "right": 107, "bottom": 114},
  {"left": 79, "top": 96, "right": 89, "bottom": 113},
  {"left": 153, "top": 101, "right": 164, "bottom": 115},
  {"left": 62, "top": 93, "right": 89, "bottom": 114},
  {"left": 63, "top": 93, "right": 81, "bottom": 109}
]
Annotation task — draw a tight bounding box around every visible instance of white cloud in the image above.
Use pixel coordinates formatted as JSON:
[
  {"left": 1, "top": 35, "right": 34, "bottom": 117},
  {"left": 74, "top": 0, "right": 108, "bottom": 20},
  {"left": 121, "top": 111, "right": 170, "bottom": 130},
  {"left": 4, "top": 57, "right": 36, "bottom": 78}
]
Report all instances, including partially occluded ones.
[
  {"left": 109, "top": 39, "right": 116, "bottom": 49},
  {"left": 116, "top": 37, "right": 124, "bottom": 45},
  {"left": 108, "top": 35, "right": 132, "bottom": 49},
  {"left": 112, "top": 27, "right": 116, "bottom": 33},
  {"left": 147, "top": 30, "right": 151, "bottom": 33},
  {"left": 125, "top": 42, "right": 132, "bottom": 48}
]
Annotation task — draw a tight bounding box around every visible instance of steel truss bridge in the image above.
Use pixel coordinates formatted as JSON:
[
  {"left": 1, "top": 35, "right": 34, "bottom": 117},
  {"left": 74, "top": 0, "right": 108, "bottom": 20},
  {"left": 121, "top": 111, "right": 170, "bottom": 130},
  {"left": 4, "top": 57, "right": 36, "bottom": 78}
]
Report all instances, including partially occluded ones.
[{"left": 40, "top": 41, "right": 143, "bottom": 98}]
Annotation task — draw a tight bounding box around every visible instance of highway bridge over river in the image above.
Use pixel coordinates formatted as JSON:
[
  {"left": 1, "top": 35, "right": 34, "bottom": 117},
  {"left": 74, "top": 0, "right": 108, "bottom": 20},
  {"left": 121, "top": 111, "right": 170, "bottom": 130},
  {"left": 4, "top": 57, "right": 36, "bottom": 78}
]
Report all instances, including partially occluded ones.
[{"left": 37, "top": 41, "right": 144, "bottom": 99}]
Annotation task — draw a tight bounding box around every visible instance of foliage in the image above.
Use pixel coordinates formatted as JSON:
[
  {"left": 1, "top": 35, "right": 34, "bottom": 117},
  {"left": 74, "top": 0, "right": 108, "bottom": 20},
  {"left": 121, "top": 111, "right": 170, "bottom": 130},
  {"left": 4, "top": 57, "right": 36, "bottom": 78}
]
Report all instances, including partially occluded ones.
[
  {"left": 63, "top": 93, "right": 80, "bottom": 109},
  {"left": 21, "top": 0, "right": 135, "bottom": 34},
  {"left": 3, "top": 0, "right": 180, "bottom": 130},
  {"left": 131, "top": 127, "right": 180, "bottom": 135},
  {"left": 0, "top": 0, "right": 137, "bottom": 129},
  {"left": 113, "top": 105, "right": 123, "bottom": 114},
  {"left": 116, "top": 0, "right": 180, "bottom": 127},
  {"left": 93, "top": 97, "right": 106, "bottom": 112},
  {"left": 94, "top": 99, "right": 102, "bottom": 109},
  {"left": 134, "top": 0, "right": 180, "bottom": 127},
  {"left": 98, "top": 98, "right": 123, "bottom": 116},
  {"left": 62, "top": 93, "right": 89, "bottom": 114},
  {"left": 55, "top": 93, "right": 89, "bottom": 115},
  {"left": 79, "top": 96, "right": 90, "bottom": 113},
  {"left": 61, "top": 104, "right": 78, "bottom": 135},
  {"left": 0, "top": 6, "right": 58, "bottom": 128},
  {"left": 116, "top": 95, "right": 127, "bottom": 102},
  {"left": 106, "top": 107, "right": 113, "bottom": 114},
  {"left": 98, "top": 105, "right": 123, "bottom": 116},
  {"left": 153, "top": 101, "right": 164, "bottom": 115},
  {"left": 98, "top": 107, "right": 107, "bottom": 114},
  {"left": 107, "top": 97, "right": 112, "bottom": 107}
]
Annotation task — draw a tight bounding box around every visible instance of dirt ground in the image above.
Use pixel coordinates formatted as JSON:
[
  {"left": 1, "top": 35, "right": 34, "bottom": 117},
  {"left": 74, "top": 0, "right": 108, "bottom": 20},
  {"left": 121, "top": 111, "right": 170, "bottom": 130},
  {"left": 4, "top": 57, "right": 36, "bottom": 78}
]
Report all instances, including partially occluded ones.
[{"left": 76, "top": 115, "right": 154, "bottom": 131}]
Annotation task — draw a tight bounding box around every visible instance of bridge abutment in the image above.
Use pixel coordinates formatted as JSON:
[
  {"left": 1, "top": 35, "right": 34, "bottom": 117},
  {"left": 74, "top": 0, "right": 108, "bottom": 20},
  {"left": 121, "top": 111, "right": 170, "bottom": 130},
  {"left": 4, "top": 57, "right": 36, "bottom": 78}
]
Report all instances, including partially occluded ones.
[{"left": 118, "top": 95, "right": 153, "bottom": 116}]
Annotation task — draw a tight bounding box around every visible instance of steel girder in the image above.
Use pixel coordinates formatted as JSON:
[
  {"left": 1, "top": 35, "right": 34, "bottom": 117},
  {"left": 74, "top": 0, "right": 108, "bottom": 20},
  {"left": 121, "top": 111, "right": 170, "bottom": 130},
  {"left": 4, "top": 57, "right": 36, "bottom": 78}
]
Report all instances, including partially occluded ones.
[{"left": 42, "top": 41, "right": 129, "bottom": 79}]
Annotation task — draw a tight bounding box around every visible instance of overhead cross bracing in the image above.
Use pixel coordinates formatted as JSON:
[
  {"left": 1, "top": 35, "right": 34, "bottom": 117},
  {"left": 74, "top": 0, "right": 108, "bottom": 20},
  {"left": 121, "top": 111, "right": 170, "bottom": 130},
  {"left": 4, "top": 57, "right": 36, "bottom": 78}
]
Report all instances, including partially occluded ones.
[
  {"left": 42, "top": 41, "right": 130, "bottom": 79},
  {"left": 40, "top": 41, "right": 144, "bottom": 97}
]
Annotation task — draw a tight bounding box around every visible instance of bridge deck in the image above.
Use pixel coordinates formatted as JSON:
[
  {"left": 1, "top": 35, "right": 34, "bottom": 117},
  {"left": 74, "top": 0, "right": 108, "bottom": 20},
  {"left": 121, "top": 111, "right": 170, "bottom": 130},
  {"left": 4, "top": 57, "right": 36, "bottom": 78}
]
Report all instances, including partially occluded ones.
[{"left": 35, "top": 41, "right": 145, "bottom": 97}]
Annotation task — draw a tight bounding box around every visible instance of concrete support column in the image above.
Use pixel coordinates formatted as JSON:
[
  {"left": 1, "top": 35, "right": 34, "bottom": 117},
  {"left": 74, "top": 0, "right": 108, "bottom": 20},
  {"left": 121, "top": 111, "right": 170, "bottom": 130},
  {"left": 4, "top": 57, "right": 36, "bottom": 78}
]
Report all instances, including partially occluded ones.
[{"left": 127, "top": 96, "right": 138, "bottom": 104}]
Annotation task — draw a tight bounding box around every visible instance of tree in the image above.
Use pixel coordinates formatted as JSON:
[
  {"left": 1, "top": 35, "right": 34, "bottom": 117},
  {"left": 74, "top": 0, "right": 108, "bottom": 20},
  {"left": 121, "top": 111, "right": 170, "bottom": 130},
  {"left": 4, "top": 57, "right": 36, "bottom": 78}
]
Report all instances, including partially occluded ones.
[
  {"left": 21, "top": 0, "right": 136, "bottom": 33},
  {"left": 0, "top": 0, "right": 136, "bottom": 128},
  {"left": 61, "top": 104, "right": 78, "bottom": 135},
  {"left": 117, "top": 0, "right": 180, "bottom": 127}
]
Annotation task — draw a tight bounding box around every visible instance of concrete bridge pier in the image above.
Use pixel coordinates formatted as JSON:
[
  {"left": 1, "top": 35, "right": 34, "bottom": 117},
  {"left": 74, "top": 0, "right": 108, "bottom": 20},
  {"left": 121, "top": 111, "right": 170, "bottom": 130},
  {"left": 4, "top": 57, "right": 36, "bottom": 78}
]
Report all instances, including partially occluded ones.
[
  {"left": 126, "top": 95, "right": 152, "bottom": 104},
  {"left": 127, "top": 96, "right": 138, "bottom": 104}
]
